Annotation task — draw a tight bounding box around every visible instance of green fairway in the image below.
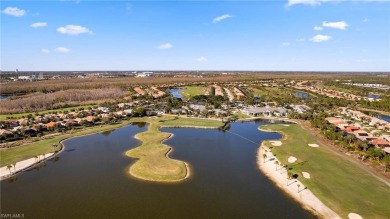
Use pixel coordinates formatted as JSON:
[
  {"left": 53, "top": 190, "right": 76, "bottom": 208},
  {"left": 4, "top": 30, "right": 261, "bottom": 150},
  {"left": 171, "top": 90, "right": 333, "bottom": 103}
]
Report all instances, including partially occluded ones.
[
  {"left": 179, "top": 86, "right": 208, "bottom": 99},
  {"left": 160, "top": 117, "right": 223, "bottom": 127},
  {"left": 0, "top": 105, "right": 95, "bottom": 121},
  {"left": 126, "top": 116, "right": 222, "bottom": 181},
  {"left": 233, "top": 112, "right": 253, "bottom": 120},
  {"left": 0, "top": 120, "right": 133, "bottom": 167},
  {"left": 260, "top": 124, "right": 390, "bottom": 219}
]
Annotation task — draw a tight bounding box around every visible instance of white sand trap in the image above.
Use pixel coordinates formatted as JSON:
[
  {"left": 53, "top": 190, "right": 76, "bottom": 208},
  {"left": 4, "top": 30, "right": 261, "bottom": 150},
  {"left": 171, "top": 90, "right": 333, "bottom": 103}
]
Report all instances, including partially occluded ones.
[
  {"left": 308, "top": 144, "right": 319, "bottom": 148},
  {"left": 282, "top": 124, "right": 290, "bottom": 126},
  {"left": 288, "top": 156, "right": 297, "bottom": 163},
  {"left": 270, "top": 141, "right": 282, "bottom": 146},
  {"left": 302, "top": 172, "right": 311, "bottom": 179},
  {"left": 348, "top": 213, "right": 363, "bottom": 219}
]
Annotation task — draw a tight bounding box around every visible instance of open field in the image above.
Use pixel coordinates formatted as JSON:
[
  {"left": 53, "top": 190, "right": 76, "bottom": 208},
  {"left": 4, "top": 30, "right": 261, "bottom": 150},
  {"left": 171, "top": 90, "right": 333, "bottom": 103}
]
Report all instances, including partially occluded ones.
[
  {"left": 0, "top": 105, "right": 95, "bottom": 120},
  {"left": 179, "top": 86, "right": 208, "bottom": 99},
  {"left": 0, "top": 120, "right": 134, "bottom": 166},
  {"left": 125, "top": 116, "right": 223, "bottom": 181},
  {"left": 260, "top": 124, "right": 390, "bottom": 219},
  {"left": 160, "top": 116, "right": 223, "bottom": 127},
  {"left": 1, "top": 73, "right": 379, "bottom": 95}
]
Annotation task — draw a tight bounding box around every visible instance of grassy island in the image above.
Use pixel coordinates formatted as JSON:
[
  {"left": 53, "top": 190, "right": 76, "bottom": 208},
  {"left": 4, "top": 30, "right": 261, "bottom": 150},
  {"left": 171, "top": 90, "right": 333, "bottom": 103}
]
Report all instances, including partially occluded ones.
[
  {"left": 259, "top": 123, "right": 390, "bottom": 219},
  {"left": 125, "top": 116, "right": 223, "bottom": 182}
]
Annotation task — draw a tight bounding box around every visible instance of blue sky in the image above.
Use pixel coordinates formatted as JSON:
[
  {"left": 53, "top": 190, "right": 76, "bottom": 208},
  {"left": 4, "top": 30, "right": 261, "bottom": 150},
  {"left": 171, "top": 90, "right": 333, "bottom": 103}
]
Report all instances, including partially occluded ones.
[{"left": 1, "top": 0, "right": 389, "bottom": 71}]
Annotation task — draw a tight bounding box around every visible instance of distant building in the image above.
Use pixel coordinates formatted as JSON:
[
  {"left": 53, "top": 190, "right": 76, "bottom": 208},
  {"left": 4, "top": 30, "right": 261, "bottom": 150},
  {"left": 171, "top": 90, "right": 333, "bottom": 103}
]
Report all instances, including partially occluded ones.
[
  {"left": 136, "top": 72, "right": 153, "bottom": 78},
  {"left": 38, "top": 72, "right": 44, "bottom": 80}
]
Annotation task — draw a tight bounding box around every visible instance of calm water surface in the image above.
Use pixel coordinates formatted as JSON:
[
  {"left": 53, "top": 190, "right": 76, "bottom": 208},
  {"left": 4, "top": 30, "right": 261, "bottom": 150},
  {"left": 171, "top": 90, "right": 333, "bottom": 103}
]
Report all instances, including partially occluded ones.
[
  {"left": 295, "top": 92, "right": 309, "bottom": 99},
  {"left": 1, "top": 121, "right": 314, "bottom": 219},
  {"left": 170, "top": 88, "right": 184, "bottom": 99}
]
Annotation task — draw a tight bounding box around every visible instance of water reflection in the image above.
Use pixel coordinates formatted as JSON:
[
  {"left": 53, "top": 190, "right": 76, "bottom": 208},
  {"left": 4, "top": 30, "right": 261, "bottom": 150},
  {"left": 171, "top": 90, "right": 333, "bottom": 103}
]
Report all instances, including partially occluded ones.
[{"left": 1, "top": 122, "right": 314, "bottom": 219}]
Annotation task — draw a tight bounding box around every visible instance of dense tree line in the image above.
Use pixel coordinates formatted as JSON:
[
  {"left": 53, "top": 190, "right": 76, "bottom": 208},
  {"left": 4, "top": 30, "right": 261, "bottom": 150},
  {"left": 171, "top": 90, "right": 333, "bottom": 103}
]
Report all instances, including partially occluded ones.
[
  {"left": 0, "top": 88, "right": 125, "bottom": 114},
  {"left": 1, "top": 73, "right": 376, "bottom": 94}
]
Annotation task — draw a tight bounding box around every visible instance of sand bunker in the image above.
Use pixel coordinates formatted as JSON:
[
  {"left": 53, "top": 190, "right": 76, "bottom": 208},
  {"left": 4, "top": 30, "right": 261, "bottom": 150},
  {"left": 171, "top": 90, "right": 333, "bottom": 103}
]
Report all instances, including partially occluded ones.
[
  {"left": 282, "top": 124, "right": 290, "bottom": 127},
  {"left": 308, "top": 144, "right": 319, "bottom": 148},
  {"left": 270, "top": 141, "right": 282, "bottom": 146},
  {"left": 288, "top": 156, "right": 297, "bottom": 163},
  {"left": 302, "top": 172, "right": 311, "bottom": 179},
  {"left": 348, "top": 213, "right": 363, "bottom": 219}
]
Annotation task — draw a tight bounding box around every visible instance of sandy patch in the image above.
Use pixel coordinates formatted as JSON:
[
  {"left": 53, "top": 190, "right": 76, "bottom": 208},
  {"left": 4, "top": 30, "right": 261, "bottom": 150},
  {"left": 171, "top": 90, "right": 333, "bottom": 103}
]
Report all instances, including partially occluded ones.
[
  {"left": 288, "top": 156, "right": 297, "bottom": 163},
  {"left": 257, "top": 145, "right": 341, "bottom": 219},
  {"left": 302, "top": 172, "right": 311, "bottom": 179},
  {"left": 270, "top": 141, "right": 282, "bottom": 146},
  {"left": 1, "top": 152, "right": 54, "bottom": 179},
  {"left": 348, "top": 213, "right": 363, "bottom": 219},
  {"left": 282, "top": 124, "right": 290, "bottom": 126},
  {"left": 308, "top": 143, "right": 319, "bottom": 148}
]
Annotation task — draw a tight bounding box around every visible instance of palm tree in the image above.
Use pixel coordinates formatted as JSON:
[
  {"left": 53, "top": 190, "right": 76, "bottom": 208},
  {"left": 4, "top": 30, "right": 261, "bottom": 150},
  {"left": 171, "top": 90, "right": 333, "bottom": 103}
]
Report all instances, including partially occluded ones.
[
  {"left": 52, "top": 143, "right": 58, "bottom": 152},
  {"left": 12, "top": 163, "right": 16, "bottom": 172},
  {"left": 274, "top": 160, "right": 279, "bottom": 171},
  {"left": 287, "top": 171, "right": 292, "bottom": 186},
  {"left": 279, "top": 163, "right": 284, "bottom": 174},
  {"left": 263, "top": 153, "right": 267, "bottom": 163},
  {"left": 6, "top": 165, "right": 12, "bottom": 174}
]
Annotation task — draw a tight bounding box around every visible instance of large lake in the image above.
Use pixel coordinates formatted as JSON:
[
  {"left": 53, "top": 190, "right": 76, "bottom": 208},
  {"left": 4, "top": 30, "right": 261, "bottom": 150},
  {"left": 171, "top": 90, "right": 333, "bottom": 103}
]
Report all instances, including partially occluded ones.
[{"left": 1, "top": 120, "right": 314, "bottom": 219}]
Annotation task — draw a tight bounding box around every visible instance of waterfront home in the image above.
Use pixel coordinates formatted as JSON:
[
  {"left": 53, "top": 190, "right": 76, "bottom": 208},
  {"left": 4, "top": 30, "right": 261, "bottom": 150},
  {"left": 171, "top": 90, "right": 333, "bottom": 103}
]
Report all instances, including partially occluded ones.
[
  {"left": 370, "top": 138, "right": 390, "bottom": 148},
  {"left": 213, "top": 85, "right": 224, "bottom": 96},
  {"left": 86, "top": 116, "right": 95, "bottom": 123},
  {"left": 134, "top": 87, "right": 146, "bottom": 96},
  {"left": 189, "top": 104, "right": 206, "bottom": 112},
  {"left": 17, "top": 118, "right": 29, "bottom": 126},
  {"left": 352, "top": 130, "right": 375, "bottom": 141},
  {"left": 0, "top": 129, "right": 13, "bottom": 138},
  {"left": 98, "top": 107, "right": 110, "bottom": 113},
  {"left": 233, "top": 87, "right": 245, "bottom": 100},
  {"left": 45, "top": 121, "right": 57, "bottom": 129}
]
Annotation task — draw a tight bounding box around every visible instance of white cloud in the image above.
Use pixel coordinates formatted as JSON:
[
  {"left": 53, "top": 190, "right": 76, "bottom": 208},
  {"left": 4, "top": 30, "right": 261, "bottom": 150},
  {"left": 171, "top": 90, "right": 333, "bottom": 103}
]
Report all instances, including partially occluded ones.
[
  {"left": 57, "top": 25, "right": 93, "bottom": 35},
  {"left": 212, "top": 14, "right": 233, "bottom": 23},
  {"left": 41, "top": 49, "right": 50, "bottom": 53},
  {"left": 55, "top": 47, "right": 70, "bottom": 53},
  {"left": 363, "top": 18, "right": 369, "bottom": 22},
  {"left": 314, "top": 26, "right": 323, "bottom": 31},
  {"left": 1, "top": 7, "right": 26, "bottom": 17},
  {"left": 286, "top": 0, "right": 387, "bottom": 7},
  {"left": 157, "top": 43, "right": 173, "bottom": 49},
  {"left": 310, "top": 34, "right": 332, "bottom": 42},
  {"left": 286, "top": 0, "right": 322, "bottom": 7},
  {"left": 196, "top": 57, "right": 207, "bottom": 62},
  {"left": 282, "top": 42, "right": 291, "bottom": 46},
  {"left": 30, "top": 22, "right": 47, "bottom": 28},
  {"left": 322, "top": 21, "right": 348, "bottom": 30}
]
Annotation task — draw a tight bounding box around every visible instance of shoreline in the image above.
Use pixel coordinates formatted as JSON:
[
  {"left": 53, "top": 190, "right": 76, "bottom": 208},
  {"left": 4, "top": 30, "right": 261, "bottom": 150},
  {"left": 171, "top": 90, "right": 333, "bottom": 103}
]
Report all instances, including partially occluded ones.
[
  {"left": 257, "top": 143, "right": 341, "bottom": 219},
  {"left": 124, "top": 122, "right": 191, "bottom": 183},
  {"left": 0, "top": 151, "right": 56, "bottom": 180},
  {"left": 0, "top": 123, "right": 130, "bottom": 180}
]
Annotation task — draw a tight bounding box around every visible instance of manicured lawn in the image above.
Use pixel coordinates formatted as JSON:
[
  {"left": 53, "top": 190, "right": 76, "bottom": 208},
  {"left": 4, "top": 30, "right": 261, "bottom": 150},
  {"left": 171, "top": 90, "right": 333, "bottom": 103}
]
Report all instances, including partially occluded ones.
[
  {"left": 260, "top": 124, "right": 390, "bottom": 219},
  {"left": 0, "top": 120, "right": 133, "bottom": 166},
  {"left": 160, "top": 117, "right": 224, "bottom": 127},
  {"left": 234, "top": 112, "right": 253, "bottom": 120},
  {"left": 126, "top": 116, "right": 222, "bottom": 181},
  {"left": 0, "top": 105, "right": 95, "bottom": 120},
  {"left": 125, "top": 119, "right": 187, "bottom": 182},
  {"left": 179, "top": 86, "right": 208, "bottom": 99}
]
